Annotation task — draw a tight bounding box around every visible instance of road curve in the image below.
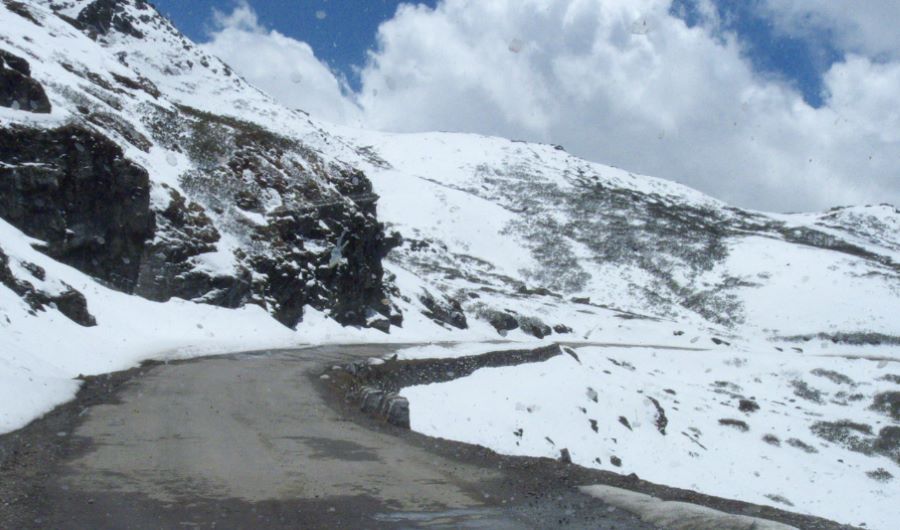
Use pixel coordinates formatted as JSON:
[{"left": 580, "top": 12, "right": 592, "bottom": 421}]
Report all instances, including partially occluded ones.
[{"left": 0, "top": 345, "right": 852, "bottom": 529}]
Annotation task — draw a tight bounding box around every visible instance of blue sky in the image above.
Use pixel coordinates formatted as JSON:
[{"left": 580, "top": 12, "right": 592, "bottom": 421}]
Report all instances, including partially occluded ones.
[
  {"left": 153, "top": 0, "right": 438, "bottom": 91},
  {"left": 670, "top": 0, "right": 841, "bottom": 107},
  {"left": 155, "top": 0, "right": 834, "bottom": 104}
]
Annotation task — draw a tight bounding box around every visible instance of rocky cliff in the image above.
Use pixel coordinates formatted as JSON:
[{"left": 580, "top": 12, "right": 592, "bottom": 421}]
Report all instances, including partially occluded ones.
[{"left": 0, "top": 0, "right": 398, "bottom": 329}]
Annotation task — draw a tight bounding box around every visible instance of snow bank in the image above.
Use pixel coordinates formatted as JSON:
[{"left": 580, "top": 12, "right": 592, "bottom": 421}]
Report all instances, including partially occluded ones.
[{"left": 402, "top": 344, "right": 900, "bottom": 529}]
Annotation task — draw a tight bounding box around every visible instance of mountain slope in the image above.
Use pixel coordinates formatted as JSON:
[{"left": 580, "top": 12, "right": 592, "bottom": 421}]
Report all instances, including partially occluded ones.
[
  {"left": 337, "top": 127, "right": 900, "bottom": 344},
  {"left": 3, "top": 0, "right": 898, "bottom": 344}
]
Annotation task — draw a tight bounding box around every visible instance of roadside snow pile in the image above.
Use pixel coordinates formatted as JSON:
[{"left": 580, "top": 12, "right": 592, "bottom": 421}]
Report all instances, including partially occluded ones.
[
  {"left": 578, "top": 485, "right": 800, "bottom": 530},
  {"left": 401, "top": 344, "right": 900, "bottom": 529}
]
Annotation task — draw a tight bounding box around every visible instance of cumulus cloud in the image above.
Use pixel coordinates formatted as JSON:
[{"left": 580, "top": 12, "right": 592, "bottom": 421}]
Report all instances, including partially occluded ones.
[
  {"left": 202, "top": 2, "right": 361, "bottom": 125},
  {"left": 356, "top": 0, "right": 899, "bottom": 211},
  {"left": 761, "top": 0, "right": 900, "bottom": 60},
  {"left": 202, "top": 1, "right": 899, "bottom": 212}
]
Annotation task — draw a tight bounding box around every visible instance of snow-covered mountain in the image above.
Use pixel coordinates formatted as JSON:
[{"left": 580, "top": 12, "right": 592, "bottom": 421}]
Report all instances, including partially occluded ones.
[
  {"left": 3, "top": 0, "right": 898, "bottom": 343},
  {"left": 1, "top": 1, "right": 898, "bottom": 527},
  {"left": 341, "top": 128, "right": 900, "bottom": 343}
]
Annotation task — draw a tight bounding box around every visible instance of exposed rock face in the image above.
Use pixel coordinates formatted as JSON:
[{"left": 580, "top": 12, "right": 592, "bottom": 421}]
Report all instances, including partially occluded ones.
[
  {"left": 75, "top": 0, "right": 148, "bottom": 40},
  {"left": 137, "top": 105, "right": 397, "bottom": 329},
  {"left": 0, "top": 49, "right": 51, "bottom": 113},
  {"left": 0, "top": 0, "right": 400, "bottom": 332},
  {"left": 0, "top": 114, "right": 395, "bottom": 329},
  {"left": 419, "top": 290, "right": 468, "bottom": 329},
  {"left": 0, "top": 125, "right": 155, "bottom": 292}
]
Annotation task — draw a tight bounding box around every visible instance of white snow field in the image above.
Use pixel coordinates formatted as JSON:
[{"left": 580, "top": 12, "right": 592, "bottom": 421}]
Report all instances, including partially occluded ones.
[{"left": 402, "top": 344, "right": 900, "bottom": 529}]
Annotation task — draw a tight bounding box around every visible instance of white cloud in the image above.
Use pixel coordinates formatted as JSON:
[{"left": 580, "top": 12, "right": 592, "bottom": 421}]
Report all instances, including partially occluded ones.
[
  {"left": 761, "top": 0, "right": 900, "bottom": 60},
  {"left": 355, "top": 0, "right": 900, "bottom": 211},
  {"left": 202, "top": 2, "right": 362, "bottom": 125},
  {"left": 201, "top": 1, "right": 900, "bottom": 212}
]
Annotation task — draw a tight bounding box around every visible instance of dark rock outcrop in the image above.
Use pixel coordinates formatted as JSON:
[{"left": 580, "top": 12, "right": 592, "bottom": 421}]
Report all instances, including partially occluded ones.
[
  {"left": 482, "top": 309, "right": 519, "bottom": 333},
  {"left": 871, "top": 392, "right": 900, "bottom": 421},
  {"left": 647, "top": 396, "right": 668, "bottom": 435},
  {"left": 0, "top": 125, "right": 155, "bottom": 292},
  {"left": 0, "top": 248, "right": 96, "bottom": 326},
  {"left": 0, "top": 49, "right": 51, "bottom": 113},
  {"left": 3, "top": 1, "right": 43, "bottom": 26},
  {"left": 874, "top": 426, "right": 900, "bottom": 465},
  {"left": 1, "top": 99, "right": 397, "bottom": 331},
  {"left": 141, "top": 105, "right": 397, "bottom": 329},
  {"left": 76, "top": 0, "right": 148, "bottom": 40},
  {"left": 49, "top": 286, "right": 98, "bottom": 326},
  {"left": 419, "top": 290, "right": 467, "bottom": 329}
]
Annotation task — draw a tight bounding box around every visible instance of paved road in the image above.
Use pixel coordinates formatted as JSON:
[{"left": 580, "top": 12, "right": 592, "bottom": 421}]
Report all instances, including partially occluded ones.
[
  {"left": 2, "top": 345, "right": 658, "bottom": 529},
  {"left": 0, "top": 345, "right": 845, "bottom": 529}
]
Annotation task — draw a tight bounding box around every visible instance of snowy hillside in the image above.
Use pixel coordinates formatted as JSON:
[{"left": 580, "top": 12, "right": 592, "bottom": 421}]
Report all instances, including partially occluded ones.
[
  {"left": 3, "top": 0, "right": 897, "bottom": 351},
  {"left": 335, "top": 128, "right": 900, "bottom": 343},
  {"left": 1, "top": 1, "right": 899, "bottom": 527}
]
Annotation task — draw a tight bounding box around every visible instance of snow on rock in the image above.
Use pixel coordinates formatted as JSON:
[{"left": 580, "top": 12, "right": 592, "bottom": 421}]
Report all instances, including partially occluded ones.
[{"left": 0, "top": 0, "right": 399, "bottom": 329}]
